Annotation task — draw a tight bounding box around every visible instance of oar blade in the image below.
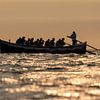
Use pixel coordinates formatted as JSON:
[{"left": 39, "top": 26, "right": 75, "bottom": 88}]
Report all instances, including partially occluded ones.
[{"left": 86, "top": 50, "right": 96, "bottom": 55}]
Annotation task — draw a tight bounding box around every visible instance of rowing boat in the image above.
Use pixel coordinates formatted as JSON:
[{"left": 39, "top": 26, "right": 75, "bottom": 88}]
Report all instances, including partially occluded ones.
[{"left": 0, "top": 39, "right": 86, "bottom": 54}]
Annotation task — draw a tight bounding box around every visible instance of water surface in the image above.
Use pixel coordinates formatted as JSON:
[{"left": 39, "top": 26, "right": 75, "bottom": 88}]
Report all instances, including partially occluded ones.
[{"left": 0, "top": 53, "right": 100, "bottom": 100}]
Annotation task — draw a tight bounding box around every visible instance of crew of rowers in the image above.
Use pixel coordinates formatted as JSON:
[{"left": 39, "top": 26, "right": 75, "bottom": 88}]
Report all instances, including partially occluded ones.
[
  {"left": 16, "top": 31, "right": 77, "bottom": 47},
  {"left": 16, "top": 37, "right": 66, "bottom": 47}
]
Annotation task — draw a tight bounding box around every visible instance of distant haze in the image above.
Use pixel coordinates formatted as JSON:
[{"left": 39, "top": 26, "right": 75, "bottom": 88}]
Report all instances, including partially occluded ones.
[{"left": 0, "top": 0, "right": 100, "bottom": 48}]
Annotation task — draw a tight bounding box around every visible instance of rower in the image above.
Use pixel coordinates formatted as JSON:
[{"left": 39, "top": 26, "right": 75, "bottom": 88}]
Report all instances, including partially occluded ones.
[
  {"left": 45, "top": 39, "right": 50, "bottom": 47},
  {"left": 56, "top": 38, "right": 65, "bottom": 47},
  {"left": 50, "top": 38, "right": 55, "bottom": 47},
  {"left": 39, "top": 38, "right": 44, "bottom": 47},
  {"left": 68, "top": 31, "right": 77, "bottom": 46}
]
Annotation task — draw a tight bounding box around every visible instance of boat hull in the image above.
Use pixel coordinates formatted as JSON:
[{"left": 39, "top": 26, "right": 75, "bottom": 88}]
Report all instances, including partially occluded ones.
[{"left": 0, "top": 40, "right": 86, "bottom": 54}]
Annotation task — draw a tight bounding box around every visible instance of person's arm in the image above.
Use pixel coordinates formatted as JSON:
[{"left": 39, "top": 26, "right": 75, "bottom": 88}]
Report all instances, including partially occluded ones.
[{"left": 67, "top": 36, "right": 71, "bottom": 38}]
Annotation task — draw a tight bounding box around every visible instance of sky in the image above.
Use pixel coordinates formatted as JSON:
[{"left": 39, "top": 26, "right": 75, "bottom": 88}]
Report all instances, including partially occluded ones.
[{"left": 0, "top": 0, "right": 100, "bottom": 48}]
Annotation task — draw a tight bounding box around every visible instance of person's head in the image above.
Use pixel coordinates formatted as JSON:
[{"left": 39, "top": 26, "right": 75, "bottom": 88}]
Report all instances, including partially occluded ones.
[
  {"left": 47, "top": 39, "right": 50, "bottom": 41},
  {"left": 73, "top": 31, "right": 76, "bottom": 34},
  {"left": 31, "top": 38, "right": 34, "bottom": 41},
  {"left": 37, "top": 39, "right": 39, "bottom": 41},
  {"left": 62, "top": 38, "right": 65, "bottom": 40},
  {"left": 28, "top": 38, "right": 30, "bottom": 41},
  {"left": 22, "top": 36, "right": 25, "bottom": 39},
  {"left": 40, "top": 38, "right": 43, "bottom": 40},
  {"left": 52, "top": 38, "right": 55, "bottom": 41}
]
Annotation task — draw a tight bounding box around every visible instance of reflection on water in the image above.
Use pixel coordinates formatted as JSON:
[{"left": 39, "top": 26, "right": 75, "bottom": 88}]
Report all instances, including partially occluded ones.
[{"left": 0, "top": 53, "right": 100, "bottom": 100}]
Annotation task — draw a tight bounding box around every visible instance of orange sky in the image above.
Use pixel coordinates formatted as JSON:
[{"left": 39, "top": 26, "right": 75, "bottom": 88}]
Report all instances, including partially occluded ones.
[{"left": 0, "top": 0, "right": 100, "bottom": 48}]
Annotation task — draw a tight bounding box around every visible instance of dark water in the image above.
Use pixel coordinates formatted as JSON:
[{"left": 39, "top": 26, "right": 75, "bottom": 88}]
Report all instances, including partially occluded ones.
[{"left": 0, "top": 53, "right": 100, "bottom": 100}]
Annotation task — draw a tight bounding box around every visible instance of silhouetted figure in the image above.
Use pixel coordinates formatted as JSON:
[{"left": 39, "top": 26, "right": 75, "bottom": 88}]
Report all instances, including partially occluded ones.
[
  {"left": 69, "top": 31, "right": 77, "bottom": 46},
  {"left": 56, "top": 39, "right": 61, "bottom": 47},
  {"left": 21, "top": 36, "right": 26, "bottom": 45},
  {"left": 9, "top": 39, "right": 11, "bottom": 43},
  {"left": 34, "top": 39, "right": 39, "bottom": 47},
  {"left": 50, "top": 38, "right": 55, "bottom": 47},
  {"left": 39, "top": 38, "right": 44, "bottom": 47},
  {"left": 16, "top": 37, "right": 22, "bottom": 44},
  {"left": 61, "top": 38, "right": 65, "bottom": 47},
  {"left": 45, "top": 39, "right": 50, "bottom": 47},
  {"left": 30, "top": 38, "right": 34, "bottom": 45},
  {"left": 25, "top": 38, "right": 31, "bottom": 45},
  {"left": 56, "top": 38, "right": 65, "bottom": 47}
]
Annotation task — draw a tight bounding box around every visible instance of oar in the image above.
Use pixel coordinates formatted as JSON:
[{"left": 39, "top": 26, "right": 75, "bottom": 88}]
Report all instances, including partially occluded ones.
[
  {"left": 76, "top": 40, "right": 99, "bottom": 51},
  {"left": 75, "top": 40, "right": 99, "bottom": 55},
  {"left": 65, "top": 43, "right": 71, "bottom": 46},
  {"left": 86, "top": 50, "right": 97, "bottom": 55}
]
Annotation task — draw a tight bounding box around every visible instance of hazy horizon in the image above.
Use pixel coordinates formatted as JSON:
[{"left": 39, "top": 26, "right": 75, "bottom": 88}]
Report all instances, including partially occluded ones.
[{"left": 0, "top": 0, "right": 100, "bottom": 48}]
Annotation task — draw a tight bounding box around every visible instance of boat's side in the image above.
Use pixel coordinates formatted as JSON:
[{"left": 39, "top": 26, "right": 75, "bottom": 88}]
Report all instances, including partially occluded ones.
[{"left": 0, "top": 39, "right": 86, "bottom": 54}]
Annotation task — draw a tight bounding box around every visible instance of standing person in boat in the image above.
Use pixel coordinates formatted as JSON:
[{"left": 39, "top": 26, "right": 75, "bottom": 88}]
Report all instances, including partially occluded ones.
[{"left": 68, "top": 31, "right": 77, "bottom": 46}]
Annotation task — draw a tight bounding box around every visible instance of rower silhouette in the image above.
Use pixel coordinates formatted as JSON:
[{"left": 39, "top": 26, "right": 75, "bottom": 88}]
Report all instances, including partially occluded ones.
[{"left": 68, "top": 31, "right": 77, "bottom": 46}]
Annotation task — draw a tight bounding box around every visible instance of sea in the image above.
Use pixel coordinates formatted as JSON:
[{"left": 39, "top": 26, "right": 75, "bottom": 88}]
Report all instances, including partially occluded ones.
[{"left": 0, "top": 53, "right": 100, "bottom": 100}]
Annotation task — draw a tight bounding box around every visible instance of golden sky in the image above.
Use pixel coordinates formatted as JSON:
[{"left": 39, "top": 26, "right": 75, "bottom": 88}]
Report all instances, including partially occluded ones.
[{"left": 0, "top": 0, "right": 100, "bottom": 48}]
